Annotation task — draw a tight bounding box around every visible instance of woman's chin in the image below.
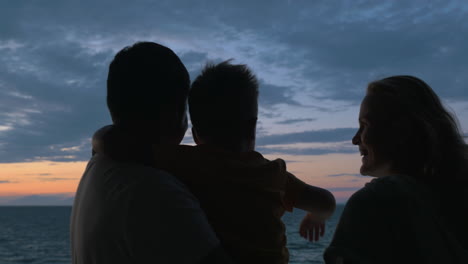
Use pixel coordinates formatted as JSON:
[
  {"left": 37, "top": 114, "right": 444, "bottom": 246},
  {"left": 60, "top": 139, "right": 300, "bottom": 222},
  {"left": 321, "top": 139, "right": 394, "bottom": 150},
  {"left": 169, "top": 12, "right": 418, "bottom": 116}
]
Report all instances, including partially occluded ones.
[
  {"left": 360, "top": 165, "right": 378, "bottom": 177},
  {"left": 359, "top": 166, "right": 369, "bottom": 176}
]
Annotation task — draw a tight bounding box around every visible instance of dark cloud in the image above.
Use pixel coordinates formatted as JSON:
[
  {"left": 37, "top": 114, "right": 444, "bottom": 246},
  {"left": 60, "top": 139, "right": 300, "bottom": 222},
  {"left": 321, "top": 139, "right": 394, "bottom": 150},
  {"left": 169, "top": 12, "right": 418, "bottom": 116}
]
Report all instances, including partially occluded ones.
[
  {"left": 259, "top": 82, "right": 299, "bottom": 107},
  {"left": 0, "top": 36, "right": 110, "bottom": 162},
  {"left": 275, "top": 118, "right": 316, "bottom": 125},
  {"left": 283, "top": 160, "right": 300, "bottom": 164},
  {"left": 328, "top": 173, "right": 362, "bottom": 178},
  {"left": 255, "top": 128, "right": 358, "bottom": 155},
  {"left": 328, "top": 187, "right": 361, "bottom": 192},
  {"left": 204, "top": 1, "right": 468, "bottom": 101},
  {"left": 257, "top": 128, "right": 356, "bottom": 145},
  {"left": 0, "top": 180, "right": 12, "bottom": 184},
  {"left": 0, "top": 0, "right": 466, "bottom": 162},
  {"left": 180, "top": 51, "right": 209, "bottom": 80},
  {"left": 24, "top": 173, "right": 52, "bottom": 176},
  {"left": 257, "top": 147, "right": 357, "bottom": 156},
  {"left": 38, "top": 178, "right": 78, "bottom": 182},
  {"left": 349, "top": 178, "right": 362, "bottom": 182},
  {"left": 180, "top": 51, "right": 209, "bottom": 65}
]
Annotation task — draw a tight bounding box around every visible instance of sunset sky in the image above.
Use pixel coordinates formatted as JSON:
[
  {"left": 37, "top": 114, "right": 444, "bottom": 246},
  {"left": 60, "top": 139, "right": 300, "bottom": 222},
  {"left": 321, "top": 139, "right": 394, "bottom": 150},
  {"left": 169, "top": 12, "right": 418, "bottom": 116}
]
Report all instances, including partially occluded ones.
[{"left": 1, "top": 1, "right": 467, "bottom": 205}]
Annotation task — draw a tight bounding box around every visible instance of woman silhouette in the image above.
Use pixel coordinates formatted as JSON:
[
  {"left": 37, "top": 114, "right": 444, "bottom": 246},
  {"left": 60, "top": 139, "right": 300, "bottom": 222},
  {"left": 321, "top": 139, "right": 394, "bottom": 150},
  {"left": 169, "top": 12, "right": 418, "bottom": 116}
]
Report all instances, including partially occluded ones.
[{"left": 325, "top": 76, "right": 468, "bottom": 264}]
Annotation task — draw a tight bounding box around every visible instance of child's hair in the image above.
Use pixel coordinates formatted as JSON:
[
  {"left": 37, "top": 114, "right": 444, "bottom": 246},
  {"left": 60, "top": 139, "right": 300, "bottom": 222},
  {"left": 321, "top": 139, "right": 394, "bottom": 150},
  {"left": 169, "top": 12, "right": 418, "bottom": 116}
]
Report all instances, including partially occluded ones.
[{"left": 189, "top": 60, "right": 259, "bottom": 145}]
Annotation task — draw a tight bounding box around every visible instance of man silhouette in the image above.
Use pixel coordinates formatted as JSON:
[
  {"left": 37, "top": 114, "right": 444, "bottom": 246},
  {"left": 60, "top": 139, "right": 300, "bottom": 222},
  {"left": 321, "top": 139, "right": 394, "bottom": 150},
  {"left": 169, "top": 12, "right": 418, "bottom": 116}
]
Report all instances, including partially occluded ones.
[{"left": 70, "top": 42, "right": 234, "bottom": 264}]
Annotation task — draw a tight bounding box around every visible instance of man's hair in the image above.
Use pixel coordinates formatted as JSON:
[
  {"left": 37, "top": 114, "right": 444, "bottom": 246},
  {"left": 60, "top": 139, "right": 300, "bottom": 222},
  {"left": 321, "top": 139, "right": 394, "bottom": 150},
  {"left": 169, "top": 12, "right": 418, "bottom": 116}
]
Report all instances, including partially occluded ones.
[
  {"left": 189, "top": 60, "right": 259, "bottom": 142},
  {"left": 366, "top": 75, "right": 468, "bottom": 181},
  {"left": 107, "top": 42, "right": 190, "bottom": 123}
]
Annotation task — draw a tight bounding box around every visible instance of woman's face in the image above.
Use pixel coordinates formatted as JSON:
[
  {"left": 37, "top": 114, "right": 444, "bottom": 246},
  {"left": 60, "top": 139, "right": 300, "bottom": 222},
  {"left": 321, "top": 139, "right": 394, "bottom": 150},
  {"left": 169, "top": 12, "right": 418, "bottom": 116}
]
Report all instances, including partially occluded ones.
[{"left": 352, "top": 95, "right": 393, "bottom": 177}]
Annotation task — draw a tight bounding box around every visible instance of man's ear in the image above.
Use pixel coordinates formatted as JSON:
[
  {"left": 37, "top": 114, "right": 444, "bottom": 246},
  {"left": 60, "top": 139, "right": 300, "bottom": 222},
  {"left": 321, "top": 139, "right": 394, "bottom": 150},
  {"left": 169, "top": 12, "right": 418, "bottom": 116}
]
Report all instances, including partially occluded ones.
[{"left": 192, "top": 127, "right": 202, "bottom": 145}]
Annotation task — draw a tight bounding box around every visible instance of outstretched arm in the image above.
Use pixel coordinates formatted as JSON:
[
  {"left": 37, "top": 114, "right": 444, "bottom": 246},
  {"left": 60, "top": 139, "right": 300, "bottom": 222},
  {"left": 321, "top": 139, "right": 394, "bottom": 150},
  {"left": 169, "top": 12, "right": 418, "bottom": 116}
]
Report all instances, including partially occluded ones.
[
  {"left": 286, "top": 173, "right": 336, "bottom": 220},
  {"left": 284, "top": 173, "right": 336, "bottom": 242}
]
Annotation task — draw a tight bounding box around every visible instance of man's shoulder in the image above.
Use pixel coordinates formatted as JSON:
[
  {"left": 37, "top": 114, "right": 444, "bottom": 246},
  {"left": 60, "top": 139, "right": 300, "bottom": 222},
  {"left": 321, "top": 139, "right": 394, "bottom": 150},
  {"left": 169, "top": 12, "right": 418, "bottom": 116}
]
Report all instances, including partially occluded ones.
[
  {"left": 89, "top": 153, "right": 170, "bottom": 176},
  {"left": 86, "top": 154, "right": 189, "bottom": 196}
]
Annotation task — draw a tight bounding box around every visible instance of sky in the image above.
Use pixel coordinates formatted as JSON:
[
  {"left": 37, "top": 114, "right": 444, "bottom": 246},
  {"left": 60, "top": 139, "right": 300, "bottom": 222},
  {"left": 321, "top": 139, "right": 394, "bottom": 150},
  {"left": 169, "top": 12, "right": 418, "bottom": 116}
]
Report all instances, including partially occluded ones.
[{"left": 0, "top": 0, "right": 467, "bottom": 205}]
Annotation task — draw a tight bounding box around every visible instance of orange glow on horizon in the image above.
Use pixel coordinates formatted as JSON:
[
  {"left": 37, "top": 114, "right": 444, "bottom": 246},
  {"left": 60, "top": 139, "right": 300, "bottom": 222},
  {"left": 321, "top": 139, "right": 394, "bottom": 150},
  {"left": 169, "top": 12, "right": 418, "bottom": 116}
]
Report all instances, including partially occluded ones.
[
  {"left": 264, "top": 153, "right": 372, "bottom": 202},
  {"left": 0, "top": 153, "right": 370, "bottom": 203},
  {"left": 0, "top": 160, "right": 86, "bottom": 196}
]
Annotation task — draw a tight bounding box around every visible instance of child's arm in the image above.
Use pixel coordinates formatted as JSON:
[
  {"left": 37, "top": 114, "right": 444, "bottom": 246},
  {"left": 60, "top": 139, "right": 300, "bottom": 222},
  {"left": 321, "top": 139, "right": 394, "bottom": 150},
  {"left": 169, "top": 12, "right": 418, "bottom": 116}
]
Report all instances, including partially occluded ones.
[
  {"left": 284, "top": 173, "right": 336, "bottom": 242},
  {"left": 299, "top": 213, "right": 325, "bottom": 242},
  {"left": 285, "top": 173, "right": 336, "bottom": 220}
]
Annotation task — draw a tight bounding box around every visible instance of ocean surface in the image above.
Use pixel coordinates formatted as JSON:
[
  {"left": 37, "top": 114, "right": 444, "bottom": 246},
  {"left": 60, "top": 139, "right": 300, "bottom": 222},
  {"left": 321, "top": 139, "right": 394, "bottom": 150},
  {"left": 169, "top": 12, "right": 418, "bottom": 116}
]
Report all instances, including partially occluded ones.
[{"left": 0, "top": 205, "right": 344, "bottom": 264}]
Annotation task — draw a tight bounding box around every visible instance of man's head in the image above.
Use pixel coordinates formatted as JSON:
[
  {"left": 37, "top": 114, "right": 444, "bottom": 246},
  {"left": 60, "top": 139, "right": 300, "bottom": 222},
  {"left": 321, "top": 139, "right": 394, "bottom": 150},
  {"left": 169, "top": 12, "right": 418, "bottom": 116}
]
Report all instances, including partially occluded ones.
[
  {"left": 107, "top": 42, "right": 190, "bottom": 144},
  {"left": 189, "top": 60, "right": 259, "bottom": 152}
]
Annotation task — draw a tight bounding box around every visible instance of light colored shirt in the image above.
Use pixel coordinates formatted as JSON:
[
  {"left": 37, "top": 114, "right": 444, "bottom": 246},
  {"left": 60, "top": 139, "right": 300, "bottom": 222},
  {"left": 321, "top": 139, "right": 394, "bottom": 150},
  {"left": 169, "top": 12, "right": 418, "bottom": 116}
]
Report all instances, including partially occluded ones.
[{"left": 71, "top": 153, "right": 220, "bottom": 264}]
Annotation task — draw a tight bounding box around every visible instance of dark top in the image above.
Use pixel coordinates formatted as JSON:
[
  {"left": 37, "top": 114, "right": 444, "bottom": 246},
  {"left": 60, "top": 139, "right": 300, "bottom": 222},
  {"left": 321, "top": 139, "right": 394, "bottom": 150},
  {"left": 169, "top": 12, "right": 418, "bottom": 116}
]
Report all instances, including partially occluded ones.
[
  {"left": 92, "top": 125, "right": 305, "bottom": 264},
  {"left": 153, "top": 144, "right": 299, "bottom": 264},
  {"left": 324, "top": 175, "right": 468, "bottom": 264}
]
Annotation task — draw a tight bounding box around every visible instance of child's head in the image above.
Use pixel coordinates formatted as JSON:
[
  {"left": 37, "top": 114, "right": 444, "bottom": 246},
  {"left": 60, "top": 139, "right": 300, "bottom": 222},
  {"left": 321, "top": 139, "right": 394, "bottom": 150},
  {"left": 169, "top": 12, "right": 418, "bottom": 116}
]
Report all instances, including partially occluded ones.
[{"left": 189, "top": 60, "right": 259, "bottom": 152}]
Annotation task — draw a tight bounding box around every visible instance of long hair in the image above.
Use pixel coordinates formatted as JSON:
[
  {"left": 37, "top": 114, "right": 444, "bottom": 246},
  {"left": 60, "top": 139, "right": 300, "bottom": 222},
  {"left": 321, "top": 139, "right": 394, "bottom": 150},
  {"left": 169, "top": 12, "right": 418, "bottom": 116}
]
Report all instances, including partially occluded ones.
[{"left": 366, "top": 75, "right": 467, "bottom": 182}]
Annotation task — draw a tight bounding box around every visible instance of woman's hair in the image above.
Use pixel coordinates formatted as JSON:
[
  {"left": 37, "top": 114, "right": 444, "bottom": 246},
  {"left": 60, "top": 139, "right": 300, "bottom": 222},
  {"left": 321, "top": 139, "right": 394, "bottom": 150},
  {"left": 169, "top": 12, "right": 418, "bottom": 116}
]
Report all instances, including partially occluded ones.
[{"left": 365, "top": 75, "right": 467, "bottom": 181}]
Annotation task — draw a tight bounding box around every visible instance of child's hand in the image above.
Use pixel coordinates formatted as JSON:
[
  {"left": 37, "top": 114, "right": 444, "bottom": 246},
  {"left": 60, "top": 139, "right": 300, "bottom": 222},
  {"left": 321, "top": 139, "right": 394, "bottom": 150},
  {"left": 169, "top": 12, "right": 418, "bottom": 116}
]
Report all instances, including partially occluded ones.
[{"left": 299, "top": 213, "right": 325, "bottom": 242}]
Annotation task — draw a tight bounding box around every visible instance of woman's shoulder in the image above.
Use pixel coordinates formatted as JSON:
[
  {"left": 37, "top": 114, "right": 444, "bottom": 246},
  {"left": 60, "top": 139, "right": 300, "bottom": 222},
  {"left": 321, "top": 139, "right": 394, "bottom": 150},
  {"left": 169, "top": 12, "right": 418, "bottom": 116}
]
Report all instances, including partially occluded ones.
[
  {"left": 347, "top": 175, "right": 417, "bottom": 210},
  {"left": 363, "top": 174, "right": 418, "bottom": 195}
]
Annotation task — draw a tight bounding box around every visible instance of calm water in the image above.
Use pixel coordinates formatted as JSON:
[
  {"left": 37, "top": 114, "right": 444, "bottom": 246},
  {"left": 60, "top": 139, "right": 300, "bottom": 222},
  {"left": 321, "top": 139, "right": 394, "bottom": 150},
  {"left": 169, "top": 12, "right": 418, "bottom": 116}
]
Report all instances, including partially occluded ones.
[
  {"left": 283, "top": 206, "right": 344, "bottom": 264},
  {"left": 0, "top": 205, "right": 344, "bottom": 264}
]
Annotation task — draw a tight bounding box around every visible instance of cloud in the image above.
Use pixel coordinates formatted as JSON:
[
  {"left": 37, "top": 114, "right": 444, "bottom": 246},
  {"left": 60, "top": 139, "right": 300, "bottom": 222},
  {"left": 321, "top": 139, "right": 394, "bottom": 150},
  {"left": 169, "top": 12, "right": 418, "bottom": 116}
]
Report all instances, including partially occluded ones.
[
  {"left": 38, "top": 177, "right": 77, "bottom": 182},
  {"left": 24, "top": 173, "right": 52, "bottom": 176},
  {"left": 328, "top": 187, "right": 362, "bottom": 192},
  {"left": 257, "top": 128, "right": 357, "bottom": 145},
  {"left": 258, "top": 147, "right": 356, "bottom": 156},
  {"left": 0, "top": 39, "right": 25, "bottom": 51},
  {"left": 0, "top": 39, "right": 109, "bottom": 162},
  {"left": 275, "top": 118, "right": 317, "bottom": 125},
  {"left": 259, "top": 82, "right": 299, "bottom": 107},
  {"left": 179, "top": 51, "right": 211, "bottom": 81},
  {"left": 0, "top": 0, "right": 467, "bottom": 163},
  {"left": 0, "top": 180, "right": 12, "bottom": 184},
  {"left": 258, "top": 141, "right": 356, "bottom": 156},
  {"left": 328, "top": 173, "right": 362, "bottom": 178}
]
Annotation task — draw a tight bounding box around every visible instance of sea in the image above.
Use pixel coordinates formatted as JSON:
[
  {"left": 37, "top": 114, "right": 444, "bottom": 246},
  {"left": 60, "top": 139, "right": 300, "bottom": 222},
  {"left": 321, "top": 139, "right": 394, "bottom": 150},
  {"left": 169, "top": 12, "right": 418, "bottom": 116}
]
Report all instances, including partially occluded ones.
[{"left": 0, "top": 205, "right": 344, "bottom": 264}]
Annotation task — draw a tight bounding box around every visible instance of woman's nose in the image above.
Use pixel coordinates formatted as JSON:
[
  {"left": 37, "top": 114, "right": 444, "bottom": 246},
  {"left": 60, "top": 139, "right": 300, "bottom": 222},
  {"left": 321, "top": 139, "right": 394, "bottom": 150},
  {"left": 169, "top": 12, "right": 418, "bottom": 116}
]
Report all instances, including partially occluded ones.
[{"left": 352, "top": 131, "right": 360, "bottom": 145}]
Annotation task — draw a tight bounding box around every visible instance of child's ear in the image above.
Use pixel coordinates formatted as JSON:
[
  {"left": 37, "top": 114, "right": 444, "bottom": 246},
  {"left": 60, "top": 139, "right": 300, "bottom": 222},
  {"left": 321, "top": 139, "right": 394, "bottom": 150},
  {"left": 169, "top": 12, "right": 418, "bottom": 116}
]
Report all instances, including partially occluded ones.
[{"left": 191, "top": 127, "right": 201, "bottom": 145}]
